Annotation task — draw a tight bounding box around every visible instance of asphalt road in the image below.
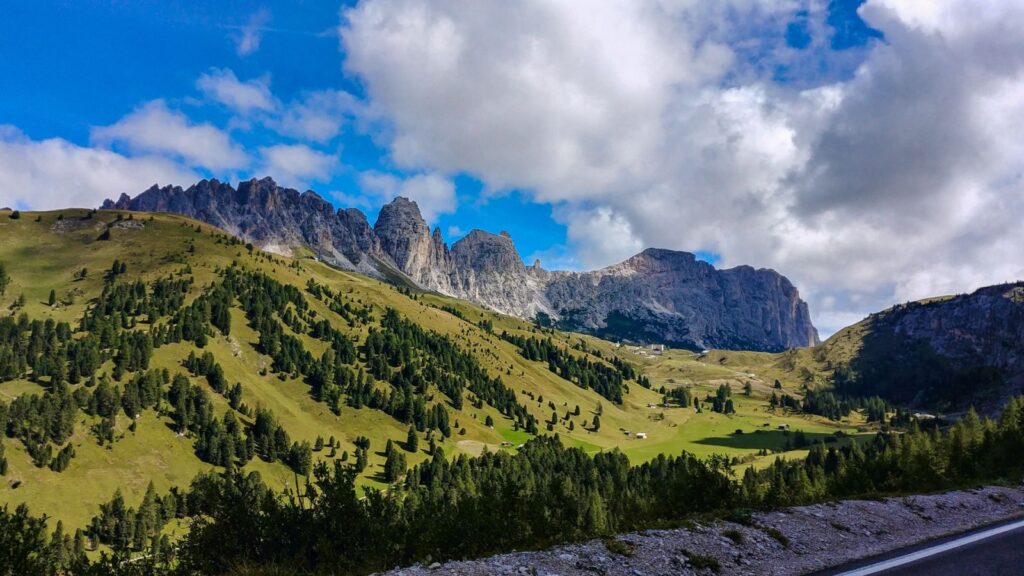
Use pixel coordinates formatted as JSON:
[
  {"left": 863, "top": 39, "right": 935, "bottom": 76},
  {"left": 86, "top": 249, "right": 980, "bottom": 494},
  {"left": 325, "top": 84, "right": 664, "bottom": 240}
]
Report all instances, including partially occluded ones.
[{"left": 814, "top": 517, "right": 1024, "bottom": 576}]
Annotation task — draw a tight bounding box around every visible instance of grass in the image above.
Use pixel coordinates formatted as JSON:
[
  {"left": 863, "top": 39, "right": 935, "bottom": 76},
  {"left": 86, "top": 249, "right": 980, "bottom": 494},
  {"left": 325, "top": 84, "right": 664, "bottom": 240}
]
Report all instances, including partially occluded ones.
[
  {"left": 681, "top": 550, "right": 722, "bottom": 573},
  {"left": 759, "top": 525, "right": 790, "bottom": 548},
  {"left": 1, "top": 411, "right": 218, "bottom": 530},
  {"left": 722, "top": 528, "right": 744, "bottom": 544},
  {"left": 0, "top": 208, "right": 871, "bottom": 532},
  {"left": 603, "top": 537, "right": 635, "bottom": 557}
]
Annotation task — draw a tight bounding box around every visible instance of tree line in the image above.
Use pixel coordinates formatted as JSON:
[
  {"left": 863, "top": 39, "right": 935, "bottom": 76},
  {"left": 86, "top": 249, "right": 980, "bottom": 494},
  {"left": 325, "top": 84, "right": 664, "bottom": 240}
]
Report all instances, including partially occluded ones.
[
  {"left": 499, "top": 332, "right": 635, "bottom": 403},
  {"left": 3, "top": 394, "right": 1024, "bottom": 575}
]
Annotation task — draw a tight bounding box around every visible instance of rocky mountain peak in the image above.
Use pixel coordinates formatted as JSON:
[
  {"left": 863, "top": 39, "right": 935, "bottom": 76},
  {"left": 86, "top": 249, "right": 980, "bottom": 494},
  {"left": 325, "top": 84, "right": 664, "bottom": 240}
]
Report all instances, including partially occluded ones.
[
  {"left": 373, "top": 197, "right": 433, "bottom": 274},
  {"left": 102, "top": 179, "right": 820, "bottom": 351},
  {"left": 451, "top": 229, "right": 524, "bottom": 274}
]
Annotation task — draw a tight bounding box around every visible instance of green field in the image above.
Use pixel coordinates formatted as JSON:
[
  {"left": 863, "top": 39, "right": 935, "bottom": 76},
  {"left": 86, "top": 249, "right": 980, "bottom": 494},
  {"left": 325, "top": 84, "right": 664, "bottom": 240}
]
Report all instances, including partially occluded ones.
[{"left": 0, "top": 208, "right": 871, "bottom": 532}]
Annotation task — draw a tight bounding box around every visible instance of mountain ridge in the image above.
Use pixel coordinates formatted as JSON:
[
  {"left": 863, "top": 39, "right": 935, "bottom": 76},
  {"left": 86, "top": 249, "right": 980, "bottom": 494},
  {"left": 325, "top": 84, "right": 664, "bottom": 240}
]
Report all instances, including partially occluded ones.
[
  {"left": 104, "top": 177, "right": 820, "bottom": 351},
  {"left": 817, "top": 281, "right": 1024, "bottom": 412}
]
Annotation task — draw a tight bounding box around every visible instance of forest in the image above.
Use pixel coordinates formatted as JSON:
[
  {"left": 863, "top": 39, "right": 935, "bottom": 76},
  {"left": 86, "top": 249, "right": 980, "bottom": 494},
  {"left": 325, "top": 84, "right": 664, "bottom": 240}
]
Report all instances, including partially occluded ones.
[
  {"left": 1, "top": 241, "right": 1022, "bottom": 575},
  {"left": 3, "top": 394, "right": 1023, "bottom": 575}
]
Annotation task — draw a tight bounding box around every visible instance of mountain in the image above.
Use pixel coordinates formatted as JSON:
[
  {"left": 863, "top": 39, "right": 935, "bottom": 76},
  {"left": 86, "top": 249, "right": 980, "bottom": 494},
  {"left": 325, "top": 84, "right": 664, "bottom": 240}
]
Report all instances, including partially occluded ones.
[
  {"left": 0, "top": 205, "right": 850, "bottom": 535},
  {"left": 817, "top": 282, "right": 1024, "bottom": 412},
  {"left": 104, "top": 178, "right": 819, "bottom": 351}
]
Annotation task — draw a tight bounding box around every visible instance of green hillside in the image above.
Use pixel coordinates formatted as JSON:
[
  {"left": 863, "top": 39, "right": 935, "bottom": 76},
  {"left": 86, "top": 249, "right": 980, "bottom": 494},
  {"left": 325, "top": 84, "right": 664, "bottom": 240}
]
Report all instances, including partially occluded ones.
[{"left": 0, "top": 207, "right": 865, "bottom": 536}]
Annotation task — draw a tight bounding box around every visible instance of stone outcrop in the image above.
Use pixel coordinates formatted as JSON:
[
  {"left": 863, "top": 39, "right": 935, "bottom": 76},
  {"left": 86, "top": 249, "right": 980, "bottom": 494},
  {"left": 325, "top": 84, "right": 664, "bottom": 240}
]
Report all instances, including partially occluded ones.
[
  {"left": 821, "top": 282, "right": 1024, "bottom": 410},
  {"left": 104, "top": 178, "right": 820, "bottom": 351},
  {"left": 104, "top": 177, "right": 382, "bottom": 274}
]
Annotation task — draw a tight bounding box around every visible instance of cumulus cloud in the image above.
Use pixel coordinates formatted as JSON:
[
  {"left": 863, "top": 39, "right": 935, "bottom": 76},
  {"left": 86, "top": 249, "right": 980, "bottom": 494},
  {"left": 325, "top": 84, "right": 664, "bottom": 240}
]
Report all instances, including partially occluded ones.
[
  {"left": 275, "top": 90, "right": 360, "bottom": 143},
  {"left": 258, "top": 144, "right": 337, "bottom": 189},
  {"left": 0, "top": 126, "right": 195, "bottom": 210},
  {"left": 91, "top": 100, "right": 249, "bottom": 171},
  {"left": 197, "top": 68, "right": 278, "bottom": 115},
  {"left": 561, "top": 206, "right": 645, "bottom": 268},
  {"left": 234, "top": 9, "right": 270, "bottom": 56},
  {"left": 358, "top": 171, "right": 456, "bottom": 222},
  {"left": 340, "top": 0, "right": 1024, "bottom": 336}
]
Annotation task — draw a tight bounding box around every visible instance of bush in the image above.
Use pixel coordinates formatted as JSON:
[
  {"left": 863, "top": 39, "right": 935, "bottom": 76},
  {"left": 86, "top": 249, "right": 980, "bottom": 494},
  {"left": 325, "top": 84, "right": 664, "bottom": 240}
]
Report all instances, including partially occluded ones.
[
  {"left": 603, "top": 537, "right": 635, "bottom": 557},
  {"left": 682, "top": 550, "right": 721, "bottom": 573},
  {"left": 760, "top": 525, "right": 789, "bottom": 548},
  {"left": 723, "top": 528, "right": 744, "bottom": 544}
]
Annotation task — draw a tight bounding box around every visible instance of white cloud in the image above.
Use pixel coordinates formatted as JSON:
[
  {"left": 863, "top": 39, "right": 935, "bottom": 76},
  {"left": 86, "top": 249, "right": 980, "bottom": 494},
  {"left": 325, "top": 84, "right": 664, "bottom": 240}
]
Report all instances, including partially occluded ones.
[
  {"left": 91, "top": 100, "right": 249, "bottom": 171},
  {"left": 0, "top": 126, "right": 195, "bottom": 210},
  {"left": 341, "top": 0, "right": 1024, "bottom": 337},
  {"left": 561, "top": 206, "right": 644, "bottom": 268},
  {"left": 275, "top": 90, "right": 360, "bottom": 143},
  {"left": 358, "top": 172, "right": 456, "bottom": 222},
  {"left": 235, "top": 9, "right": 270, "bottom": 56},
  {"left": 258, "top": 144, "right": 337, "bottom": 189},
  {"left": 197, "top": 68, "right": 278, "bottom": 115}
]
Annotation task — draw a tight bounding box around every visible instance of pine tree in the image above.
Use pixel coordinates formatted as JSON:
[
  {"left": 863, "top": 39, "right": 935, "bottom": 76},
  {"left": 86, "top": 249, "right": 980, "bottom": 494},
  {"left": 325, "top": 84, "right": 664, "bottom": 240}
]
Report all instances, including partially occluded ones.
[
  {"left": 406, "top": 426, "right": 419, "bottom": 453},
  {"left": 0, "top": 262, "right": 9, "bottom": 296},
  {"left": 383, "top": 448, "right": 407, "bottom": 482},
  {"left": 48, "top": 289, "right": 57, "bottom": 306}
]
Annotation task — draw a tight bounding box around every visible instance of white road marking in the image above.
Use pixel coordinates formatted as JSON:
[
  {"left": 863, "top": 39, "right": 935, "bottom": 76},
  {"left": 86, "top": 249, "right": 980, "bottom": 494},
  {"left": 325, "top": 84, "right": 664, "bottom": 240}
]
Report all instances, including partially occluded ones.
[{"left": 835, "top": 518, "right": 1024, "bottom": 576}]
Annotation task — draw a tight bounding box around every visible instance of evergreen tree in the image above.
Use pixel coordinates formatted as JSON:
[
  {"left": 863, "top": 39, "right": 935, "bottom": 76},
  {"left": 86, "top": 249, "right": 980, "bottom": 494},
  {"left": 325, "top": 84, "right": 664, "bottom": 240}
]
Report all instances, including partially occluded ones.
[
  {"left": 383, "top": 448, "right": 407, "bottom": 482},
  {"left": 406, "top": 426, "right": 419, "bottom": 453},
  {"left": 0, "top": 262, "right": 9, "bottom": 296}
]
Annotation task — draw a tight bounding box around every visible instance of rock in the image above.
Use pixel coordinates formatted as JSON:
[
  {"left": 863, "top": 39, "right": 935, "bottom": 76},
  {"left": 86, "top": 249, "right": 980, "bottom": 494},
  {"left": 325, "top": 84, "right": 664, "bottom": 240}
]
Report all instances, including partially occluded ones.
[
  {"left": 103, "top": 180, "right": 819, "bottom": 351},
  {"left": 821, "top": 281, "right": 1024, "bottom": 411}
]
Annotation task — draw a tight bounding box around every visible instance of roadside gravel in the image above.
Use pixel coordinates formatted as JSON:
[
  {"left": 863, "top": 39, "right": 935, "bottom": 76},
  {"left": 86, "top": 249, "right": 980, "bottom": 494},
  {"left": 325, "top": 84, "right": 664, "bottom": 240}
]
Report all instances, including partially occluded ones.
[{"left": 377, "top": 485, "right": 1024, "bottom": 576}]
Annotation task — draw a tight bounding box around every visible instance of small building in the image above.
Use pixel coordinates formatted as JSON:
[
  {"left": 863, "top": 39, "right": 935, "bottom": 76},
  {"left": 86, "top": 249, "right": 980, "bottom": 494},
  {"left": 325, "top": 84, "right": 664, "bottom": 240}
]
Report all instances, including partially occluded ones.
[
  {"left": 778, "top": 424, "right": 790, "bottom": 431},
  {"left": 635, "top": 432, "right": 648, "bottom": 439}
]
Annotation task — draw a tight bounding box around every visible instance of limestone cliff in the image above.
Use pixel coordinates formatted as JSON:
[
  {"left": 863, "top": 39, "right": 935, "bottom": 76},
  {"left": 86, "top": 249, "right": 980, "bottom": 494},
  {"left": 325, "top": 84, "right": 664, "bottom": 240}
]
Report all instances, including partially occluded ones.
[{"left": 104, "top": 179, "right": 820, "bottom": 351}]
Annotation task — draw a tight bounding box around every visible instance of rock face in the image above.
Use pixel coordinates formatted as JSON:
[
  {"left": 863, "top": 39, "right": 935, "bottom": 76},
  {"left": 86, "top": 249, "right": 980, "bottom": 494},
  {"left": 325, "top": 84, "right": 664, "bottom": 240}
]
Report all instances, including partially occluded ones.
[
  {"left": 822, "top": 282, "right": 1024, "bottom": 411},
  {"left": 104, "top": 178, "right": 819, "bottom": 351},
  {"left": 104, "top": 178, "right": 383, "bottom": 274},
  {"left": 545, "top": 249, "right": 818, "bottom": 351}
]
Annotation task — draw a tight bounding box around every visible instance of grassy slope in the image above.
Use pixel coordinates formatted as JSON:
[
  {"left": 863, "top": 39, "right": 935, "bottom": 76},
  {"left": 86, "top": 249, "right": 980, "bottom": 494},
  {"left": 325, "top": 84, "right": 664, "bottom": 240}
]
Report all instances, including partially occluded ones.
[{"left": 0, "top": 208, "right": 867, "bottom": 530}]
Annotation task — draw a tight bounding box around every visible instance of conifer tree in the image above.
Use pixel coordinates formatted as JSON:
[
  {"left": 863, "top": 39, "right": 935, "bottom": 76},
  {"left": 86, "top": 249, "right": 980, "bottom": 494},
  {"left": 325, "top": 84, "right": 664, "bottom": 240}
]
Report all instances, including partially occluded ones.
[{"left": 406, "top": 426, "right": 419, "bottom": 453}]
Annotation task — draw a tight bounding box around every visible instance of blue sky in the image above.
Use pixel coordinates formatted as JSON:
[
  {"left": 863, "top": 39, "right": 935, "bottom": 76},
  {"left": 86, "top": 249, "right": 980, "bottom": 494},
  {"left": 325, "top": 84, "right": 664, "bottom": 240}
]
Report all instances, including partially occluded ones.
[
  {"left": 1, "top": 0, "right": 577, "bottom": 264},
  {"left": 0, "top": 0, "right": 876, "bottom": 269},
  {"left": 4, "top": 1, "right": 1022, "bottom": 337}
]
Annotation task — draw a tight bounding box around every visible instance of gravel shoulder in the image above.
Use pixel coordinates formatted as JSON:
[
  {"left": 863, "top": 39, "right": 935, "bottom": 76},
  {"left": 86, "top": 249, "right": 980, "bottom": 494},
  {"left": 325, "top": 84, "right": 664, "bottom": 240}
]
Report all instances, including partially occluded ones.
[{"left": 378, "top": 485, "right": 1024, "bottom": 576}]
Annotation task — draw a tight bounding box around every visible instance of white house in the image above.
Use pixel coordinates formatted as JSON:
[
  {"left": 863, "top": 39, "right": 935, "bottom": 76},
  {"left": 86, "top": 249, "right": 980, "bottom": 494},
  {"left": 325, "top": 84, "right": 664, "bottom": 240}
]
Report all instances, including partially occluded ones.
[{"left": 635, "top": 432, "right": 648, "bottom": 439}]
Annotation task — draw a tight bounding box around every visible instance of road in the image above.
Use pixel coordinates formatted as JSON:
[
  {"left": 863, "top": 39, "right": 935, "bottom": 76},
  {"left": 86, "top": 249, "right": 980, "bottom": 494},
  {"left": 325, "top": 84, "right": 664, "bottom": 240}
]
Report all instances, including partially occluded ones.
[{"left": 815, "top": 517, "right": 1024, "bottom": 576}]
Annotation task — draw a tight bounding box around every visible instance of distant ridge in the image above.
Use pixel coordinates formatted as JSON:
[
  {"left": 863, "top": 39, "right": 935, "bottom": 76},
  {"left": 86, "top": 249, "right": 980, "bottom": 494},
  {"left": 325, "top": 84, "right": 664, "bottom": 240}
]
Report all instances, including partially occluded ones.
[
  {"left": 105, "top": 178, "right": 819, "bottom": 351},
  {"left": 818, "top": 282, "right": 1024, "bottom": 412}
]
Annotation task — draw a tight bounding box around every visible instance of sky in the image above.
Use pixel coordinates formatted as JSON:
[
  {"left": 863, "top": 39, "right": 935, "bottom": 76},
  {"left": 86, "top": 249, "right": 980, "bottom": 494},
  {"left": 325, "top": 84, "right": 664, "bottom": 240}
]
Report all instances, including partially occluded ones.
[{"left": 2, "top": 0, "right": 1024, "bottom": 337}]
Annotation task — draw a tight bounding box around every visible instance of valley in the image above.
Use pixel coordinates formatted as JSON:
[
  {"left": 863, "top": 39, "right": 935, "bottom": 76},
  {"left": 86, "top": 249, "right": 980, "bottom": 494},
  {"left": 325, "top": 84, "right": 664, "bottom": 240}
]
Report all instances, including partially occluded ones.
[
  {"left": 0, "top": 208, "right": 861, "bottom": 535},
  {"left": 2, "top": 206, "right": 1023, "bottom": 576}
]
